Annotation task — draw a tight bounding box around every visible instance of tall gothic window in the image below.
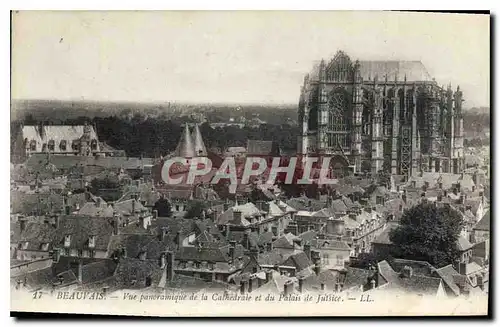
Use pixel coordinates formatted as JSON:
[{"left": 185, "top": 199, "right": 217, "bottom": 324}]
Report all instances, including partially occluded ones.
[{"left": 328, "top": 89, "right": 349, "bottom": 132}]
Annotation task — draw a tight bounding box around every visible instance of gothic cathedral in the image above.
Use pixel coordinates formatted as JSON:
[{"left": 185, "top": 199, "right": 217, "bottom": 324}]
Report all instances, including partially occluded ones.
[{"left": 298, "top": 51, "right": 465, "bottom": 178}]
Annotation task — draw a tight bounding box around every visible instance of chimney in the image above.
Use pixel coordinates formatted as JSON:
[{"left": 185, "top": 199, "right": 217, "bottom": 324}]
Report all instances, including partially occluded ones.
[
  {"left": 249, "top": 247, "right": 259, "bottom": 261},
  {"left": 240, "top": 280, "right": 248, "bottom": 295},
  {"left": 102, "top": 286, "right": 109, "bottom": 297},
  {"left": 437, "top": 194, "right": 443, "bottom": 202},
  {"left": 303, "top": 243, "right": 311, "bottom": 261},
  {"left": 96, "top": 197, "right": 101, "bottom": 207},
  {"left": 265, "top": 270, "right": 273, "bottom": 284},
  {"left": 249, "top": 276, "right": 258, "bottom": 293},
  {"left": 284, "top": 281, "right": 293, "bottom": 296},
  {"left": 243, "top": 232, "right": 250, "bottom": 249},
  {"left": 112, "top": 216, "right": 119, "bottom": 235},
  {"left": 459, "top": 262, "right": 467, "bottom": 275},
  {"left": 233, "top": 210, "right": 242, "bottom": 225},
  {"left": 132, "top": 199, "right": 136, "bottom": 213},
  {"left": 225, "top": 224, "right": 231, "bottom": 240},
  {"left": 166, "top": 251, "right": 175, "bottom": 281},
  {"left": 298, "top": 277, "right": 304, "bottom": 293},
  {"left": 77, "top": 261, "right": 83, "bottom": 283},
  {"left": 402, "top": 193, "right": 407, "bottom": 203},
  {"left": 460, "top": 194, "right": 466, "bottom": 204},
  {"left": 160, "top": 227, "right": 168, "bottom": 242},
  {"left": 152, "top": 210, "right": 158, "bottom": 219},
  {"left": 65, "top": 205, "right": 71, "bottom": 215},
  {"left": 401, "top": 266, "right": 413, "bottom": 278},
  {"left": 52, "top": 248, "right": 61, "bottom": 263},
  {"left": 19, "top": 218, "right": 27, "bottom": 233},
  {"left": 477, "top": 275, "right": 484, "bottom": 290},
  {"left": 444, "top": 190, "right": 448, "bottom": 197},
  {"left": 229, "top": 241, "right": 236, "bottom": 261},
  {"left": 160, "top": 252, "right": 166, "bottom": 268},
  {"left": 370, "top": 279, "right": 376, "bottom": 290},
  {"left": 176, "top": 231, "right": 182, "bottom": 249}
]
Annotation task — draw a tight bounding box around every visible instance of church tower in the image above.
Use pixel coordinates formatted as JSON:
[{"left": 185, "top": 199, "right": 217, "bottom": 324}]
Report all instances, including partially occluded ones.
[
  {"left": 175, "top": 123, "right": 195, "bottom": 158},
  {"left": 193, "top": 124, "right": 208, "bottom": 157}
]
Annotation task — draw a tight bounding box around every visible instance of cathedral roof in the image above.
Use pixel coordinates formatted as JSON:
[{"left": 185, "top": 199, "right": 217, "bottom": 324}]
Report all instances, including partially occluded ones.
[
  {"left": 174, "top": 124, "right": 195, "bottom": 158},
  {"left": 358, "top": 60, "right": 432, "bottom": 82},
  {"left": 308, "top": 56, "right": 433, "bottom": 83}
]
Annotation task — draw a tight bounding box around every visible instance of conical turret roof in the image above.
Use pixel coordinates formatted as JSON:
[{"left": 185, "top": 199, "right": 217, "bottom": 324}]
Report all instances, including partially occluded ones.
[
  {"left": 193, "top": 124, "right": 207, "bottom": 157},
  {"left": 175, "top": 123, "right": 195, "bottom": 158}
]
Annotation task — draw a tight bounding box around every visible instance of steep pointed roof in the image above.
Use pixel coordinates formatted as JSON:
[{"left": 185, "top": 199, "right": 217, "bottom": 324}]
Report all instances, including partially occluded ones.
[
  {"left": 193, "top": 124, "right": 207, "bottom": 157},
  {"left": 175, "top": 124, "right": 195, "bottom": 158}
]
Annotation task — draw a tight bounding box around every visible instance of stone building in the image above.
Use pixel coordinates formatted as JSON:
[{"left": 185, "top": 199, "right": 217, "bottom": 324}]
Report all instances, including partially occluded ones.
[{"left": 298, "top": 50, "right": 465, "bottom": 178}]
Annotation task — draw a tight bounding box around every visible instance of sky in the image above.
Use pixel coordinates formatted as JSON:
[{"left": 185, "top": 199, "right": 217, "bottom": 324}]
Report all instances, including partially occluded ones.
[{"left": 11, "top": 11, "right": 490, "bottom": 107}]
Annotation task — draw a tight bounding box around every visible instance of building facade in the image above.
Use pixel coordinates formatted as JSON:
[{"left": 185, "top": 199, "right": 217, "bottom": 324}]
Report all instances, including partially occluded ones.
[{"left": 298, "top": 51, "right": 465, "bottom": 178}]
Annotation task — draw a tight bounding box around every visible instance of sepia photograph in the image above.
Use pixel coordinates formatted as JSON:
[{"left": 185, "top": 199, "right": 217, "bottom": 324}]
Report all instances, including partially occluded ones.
[{"left": 9, "top": 10, "right": 490, "bottom": 317}]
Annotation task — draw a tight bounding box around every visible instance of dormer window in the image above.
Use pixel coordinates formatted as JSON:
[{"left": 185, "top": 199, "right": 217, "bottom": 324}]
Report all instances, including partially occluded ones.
[
  {"left": 29, "top": 140, "right": 37, "bottom": 151},
  {"left": 60, "top": 140, "right": 67, "bottom": 151},
  {"left": 91, "top": 139, "right": 98, "bottom": 150},
  {"left": 64, "top": 235, "right": 71, "bottom": 248},
  {"left": 71, "top": 141, "right": 79, "bottom": 151},
  {"left": 88, "top": 236, "right": 96, "bottom": 248},
  {"left": 41, "top": 243, "right": 49, "bottom": 251},
  {"left": 20, "top": 242, "right": 28, "bottom": 250},
  {"left": 48, "top": 140, "right": 55, "bottom": 151}
]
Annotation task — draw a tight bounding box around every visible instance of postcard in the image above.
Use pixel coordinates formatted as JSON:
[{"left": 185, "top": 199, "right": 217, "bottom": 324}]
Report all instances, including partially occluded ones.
[{"left": 10, "top": 10, "right": 490, "bottom": 317}]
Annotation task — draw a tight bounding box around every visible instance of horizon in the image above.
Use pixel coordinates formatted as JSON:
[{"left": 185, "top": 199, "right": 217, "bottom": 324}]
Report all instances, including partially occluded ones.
[{"left": 11, "top": 11, "right": 490, "bottom": 108}]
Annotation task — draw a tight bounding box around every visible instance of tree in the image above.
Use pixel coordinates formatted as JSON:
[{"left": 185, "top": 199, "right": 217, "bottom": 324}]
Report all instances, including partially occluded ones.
[
  {"left": 184, "top": 200, "right": 208, "bottom": 219},
  {"left": 152, "top": 197, "right": 172, "bottom": 217},
  {"left": 89, "top": 176, "right": 122, "bottom": 202},
  {"left": 389, "top": 202, "right": 464, "bottom": 268}
]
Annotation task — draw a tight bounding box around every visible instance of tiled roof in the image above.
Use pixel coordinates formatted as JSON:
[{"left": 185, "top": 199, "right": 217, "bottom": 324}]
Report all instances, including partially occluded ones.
[
  {"left": 377, "top": 260, "right": 443, "bottom": 295},
  {"left": 343, "top": 267, "right": 376, "bottom": 289},
  {"left": 434, "top": 264, "right": 461, "bottom": 296},
  {"left": 11, "top": 267, "right": 54, "bottom": 291},
  {"left": 257, "top": 249, "right": 289, "bottom": 266},
  {"left": 54, "top": 215, "right": 115, "bottom": 251},
  {"left": 456, "top": 235, "right": 473, "bottom": 251},
  {"left": 372, "top": 222, "right": 399, "bottom": 245},
  {"left": 358, "top": 60, "right": 432, "bottom": 82},
  {"left": 78, "top": 202, "right": 114, "bottom": 217},
  {"left": 282, "top": 251, "right": 313, "bottom": 272},
  {"left": 112, "top": 258, "right": 164, "bottom": 289},
  {"left": 175, "top": 246, "right": 229, "bottom": 262},
  {"left": 80, "top": 259, "right": 118, "bottom": 284},
  {"left": 474, "top": 210, "right": 490, "bottom": 231},
  {"left": 246, "top": 140, "right": 279, "bottom": 156},
  {"left": 311, "top": 239, "right": 351, "bottom": 251}
]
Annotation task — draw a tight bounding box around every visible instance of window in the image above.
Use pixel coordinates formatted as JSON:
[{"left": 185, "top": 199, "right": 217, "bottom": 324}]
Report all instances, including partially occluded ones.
[
  {"left": 89, "top": 250, "right": 96, "bottom": 258},
  {"left": 322, "top": 253, "right": 330, "bottom": 265},
  {"left": 71, "top": 141, "right": 79, "bottom": 151},
  {"left": 64, "top": 235, "right": 71, "bottom": 248},
  {"left": 145, "top": 276, "right": 152, "bottom": 287},
  {"left": 48, "top": 140, "right": 55, "bottom": 151},
  {"left": 60, "top": 140, "right": 67, "bottom": 151},
  {"left": 88, "top": 236, "right": 96, "bottom": 248},
  {"left": 78, "top": 249, "right": 83, "bottom": 257},
  {"left": 41, "top": 243, "right": 49, "bottom": 251},
  {"left": 91, "top": 139, "right": 98, "bottom": 150}
]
